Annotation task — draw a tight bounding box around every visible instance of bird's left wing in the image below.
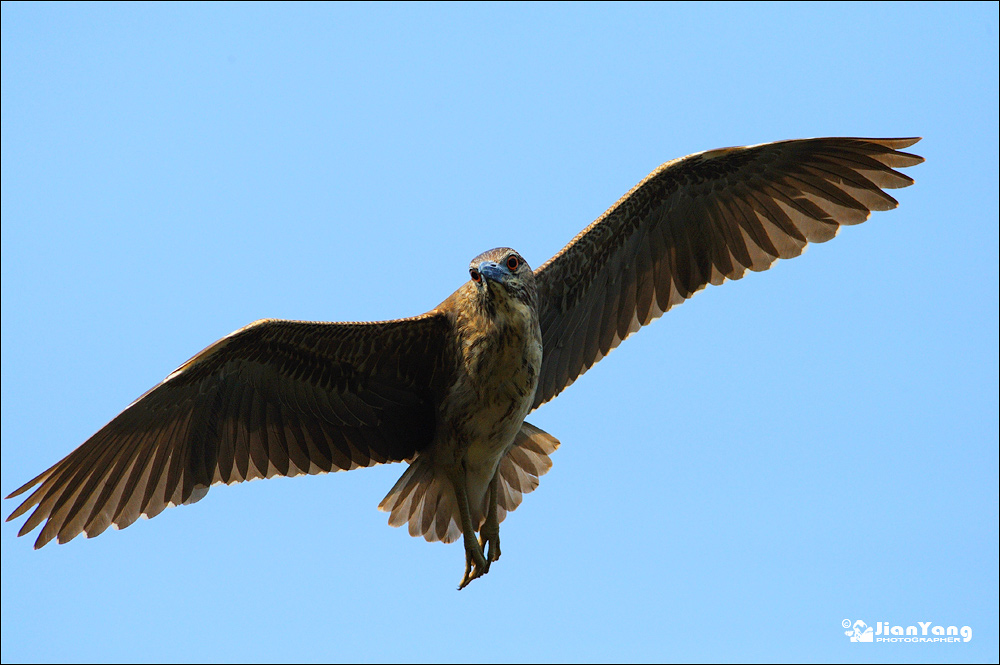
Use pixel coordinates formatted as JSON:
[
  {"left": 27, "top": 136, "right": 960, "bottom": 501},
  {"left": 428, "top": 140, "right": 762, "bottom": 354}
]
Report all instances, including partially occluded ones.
[
  {"left": 6, "top": 314, "right": 455, "bottom": 548},
  {"left": 531, "top": 137, "right": 924, "bottom": 409}
]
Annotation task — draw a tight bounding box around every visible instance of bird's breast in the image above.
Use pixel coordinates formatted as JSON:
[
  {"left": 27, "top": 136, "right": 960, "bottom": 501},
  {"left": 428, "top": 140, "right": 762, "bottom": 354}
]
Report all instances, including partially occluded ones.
[{"left": 438, "top": 296, "right": 542, "bottom": 475}]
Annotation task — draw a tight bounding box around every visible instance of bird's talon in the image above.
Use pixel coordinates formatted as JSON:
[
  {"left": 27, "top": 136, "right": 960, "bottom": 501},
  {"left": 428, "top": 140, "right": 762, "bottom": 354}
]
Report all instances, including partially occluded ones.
[{"left": 458, "top": 541, "right": 488, "bottom": 589}]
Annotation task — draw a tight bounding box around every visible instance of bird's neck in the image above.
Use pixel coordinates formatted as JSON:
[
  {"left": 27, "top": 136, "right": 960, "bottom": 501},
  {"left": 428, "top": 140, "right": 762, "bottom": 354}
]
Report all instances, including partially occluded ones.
[{"left": 455, "top": 287, "right": 542, "bottom": 385}]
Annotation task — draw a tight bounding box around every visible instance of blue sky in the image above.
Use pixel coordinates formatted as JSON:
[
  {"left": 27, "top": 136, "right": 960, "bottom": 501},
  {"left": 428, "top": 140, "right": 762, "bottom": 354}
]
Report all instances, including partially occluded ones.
[{"left": 2, "top": 3, "right": 997, "bottom": 663}]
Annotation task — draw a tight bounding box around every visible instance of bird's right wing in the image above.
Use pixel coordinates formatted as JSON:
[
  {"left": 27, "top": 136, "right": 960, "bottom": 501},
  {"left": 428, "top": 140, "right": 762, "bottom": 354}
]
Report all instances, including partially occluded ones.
[
  {"left": 532, "top": 137, "right": 924, "bottom": 409},
  {"left": 6, "top": 313, "right": 456, "bottom": 548}
]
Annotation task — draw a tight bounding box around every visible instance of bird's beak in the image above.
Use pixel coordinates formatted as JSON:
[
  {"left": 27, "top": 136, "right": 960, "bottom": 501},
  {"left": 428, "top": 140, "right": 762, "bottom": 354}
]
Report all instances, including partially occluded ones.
[{"left": 478, "top": 261, "right": 507, "bottom": 285}]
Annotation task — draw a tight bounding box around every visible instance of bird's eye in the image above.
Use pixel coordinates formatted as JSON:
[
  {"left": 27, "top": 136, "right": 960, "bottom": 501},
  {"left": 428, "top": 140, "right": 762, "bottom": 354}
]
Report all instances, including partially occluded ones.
[
  {"left": 470, "top": 269, "right": 481, "bottom": 283},
  {"left": 506, "top": 255, "right": 519, "bottom": 271}
]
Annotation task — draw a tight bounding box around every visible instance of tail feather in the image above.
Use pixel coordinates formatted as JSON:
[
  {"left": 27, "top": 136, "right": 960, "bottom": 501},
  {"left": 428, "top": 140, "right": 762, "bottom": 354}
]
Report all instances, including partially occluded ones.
[
  {"left": 377, "top": 421, "right": 560, "bottom": 543},
  {"left": 383, "top": 459, "right": 434, "bottom": 534}
]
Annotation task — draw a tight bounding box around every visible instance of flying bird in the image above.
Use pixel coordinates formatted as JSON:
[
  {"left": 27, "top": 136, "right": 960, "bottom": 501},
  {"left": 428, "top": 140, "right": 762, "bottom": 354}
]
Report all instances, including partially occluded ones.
[{"left": 6, "top": 137, "right": 923, "bottom": 588}]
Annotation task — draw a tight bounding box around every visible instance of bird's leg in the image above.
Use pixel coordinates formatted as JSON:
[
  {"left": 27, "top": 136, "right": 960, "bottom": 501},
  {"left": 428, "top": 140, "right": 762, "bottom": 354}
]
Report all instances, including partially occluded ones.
[
  {"left": 448, "top": 467, "right": 488, "bottom": 590},
  {"left": 479, "top": 473, "right": 501, "bottom": 572}
]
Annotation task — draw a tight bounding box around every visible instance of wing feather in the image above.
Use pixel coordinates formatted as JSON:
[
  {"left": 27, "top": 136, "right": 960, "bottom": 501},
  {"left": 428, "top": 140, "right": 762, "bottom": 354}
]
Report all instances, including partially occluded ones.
[
  {"left": 533, "top": 137, "right": 923, "bottom": 408},
  {"left": 7, "top": 314, "right": 455, "bottom": 547}
]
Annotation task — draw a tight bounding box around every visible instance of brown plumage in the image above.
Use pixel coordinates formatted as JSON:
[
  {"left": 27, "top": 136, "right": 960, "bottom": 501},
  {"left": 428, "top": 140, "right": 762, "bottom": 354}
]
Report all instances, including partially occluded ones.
[{"left": 5, "top": 136, "right": 923, "bottom": 588}]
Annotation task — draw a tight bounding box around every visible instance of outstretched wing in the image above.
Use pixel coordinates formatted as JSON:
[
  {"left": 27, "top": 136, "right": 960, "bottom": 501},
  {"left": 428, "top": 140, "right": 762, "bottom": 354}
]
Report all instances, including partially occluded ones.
[
  {"left": 532, "top": 137, "right": 923, "bottom": 408},
  {"left": 6, "top": 314, "right": 455, "bottom": 548}
]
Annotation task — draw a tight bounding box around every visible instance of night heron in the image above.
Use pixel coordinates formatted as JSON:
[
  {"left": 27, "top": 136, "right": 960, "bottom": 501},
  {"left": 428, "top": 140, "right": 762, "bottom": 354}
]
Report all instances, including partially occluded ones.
[{"left": 6, "top": 137, "right": 923, "bottom": 589}]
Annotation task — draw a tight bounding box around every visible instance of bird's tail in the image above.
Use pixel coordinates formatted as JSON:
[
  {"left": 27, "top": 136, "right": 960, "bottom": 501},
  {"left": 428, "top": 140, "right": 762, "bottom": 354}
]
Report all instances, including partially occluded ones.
[{"left": 377, "top": 421, "right": 560, "bottom": 543}]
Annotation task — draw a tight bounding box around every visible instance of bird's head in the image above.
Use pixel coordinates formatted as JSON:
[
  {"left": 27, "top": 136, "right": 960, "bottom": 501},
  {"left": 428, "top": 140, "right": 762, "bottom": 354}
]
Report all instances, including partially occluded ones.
[{"left": 467, "top": 247, "right": 537, "bottom": 313}]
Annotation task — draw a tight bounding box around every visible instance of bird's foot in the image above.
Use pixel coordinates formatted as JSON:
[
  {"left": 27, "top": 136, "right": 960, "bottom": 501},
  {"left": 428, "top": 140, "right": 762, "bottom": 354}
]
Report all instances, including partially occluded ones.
[
  {"left": 458, "top": 540, "right": 489, "bottom": 590},
  {"left": 479, "top": 523, "right": 501, "bottom": 572}
]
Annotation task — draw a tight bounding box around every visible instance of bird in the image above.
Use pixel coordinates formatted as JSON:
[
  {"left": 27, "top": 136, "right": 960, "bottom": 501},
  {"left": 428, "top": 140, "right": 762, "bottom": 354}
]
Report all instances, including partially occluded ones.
[{"left": 6, "top": 136, "right": 923, "bottom": 589}]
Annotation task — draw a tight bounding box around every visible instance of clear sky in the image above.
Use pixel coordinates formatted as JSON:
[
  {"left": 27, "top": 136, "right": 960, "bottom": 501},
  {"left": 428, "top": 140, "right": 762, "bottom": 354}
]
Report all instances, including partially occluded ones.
[{"left": 2, "top": 3, "right": 997, "bottom": 663}]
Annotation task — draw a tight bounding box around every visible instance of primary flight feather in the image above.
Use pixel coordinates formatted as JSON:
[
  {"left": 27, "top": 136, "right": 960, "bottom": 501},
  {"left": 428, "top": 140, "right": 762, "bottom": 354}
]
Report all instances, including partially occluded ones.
[{"left": 6, "top": 136, "right": 923, "bottom": 589}]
